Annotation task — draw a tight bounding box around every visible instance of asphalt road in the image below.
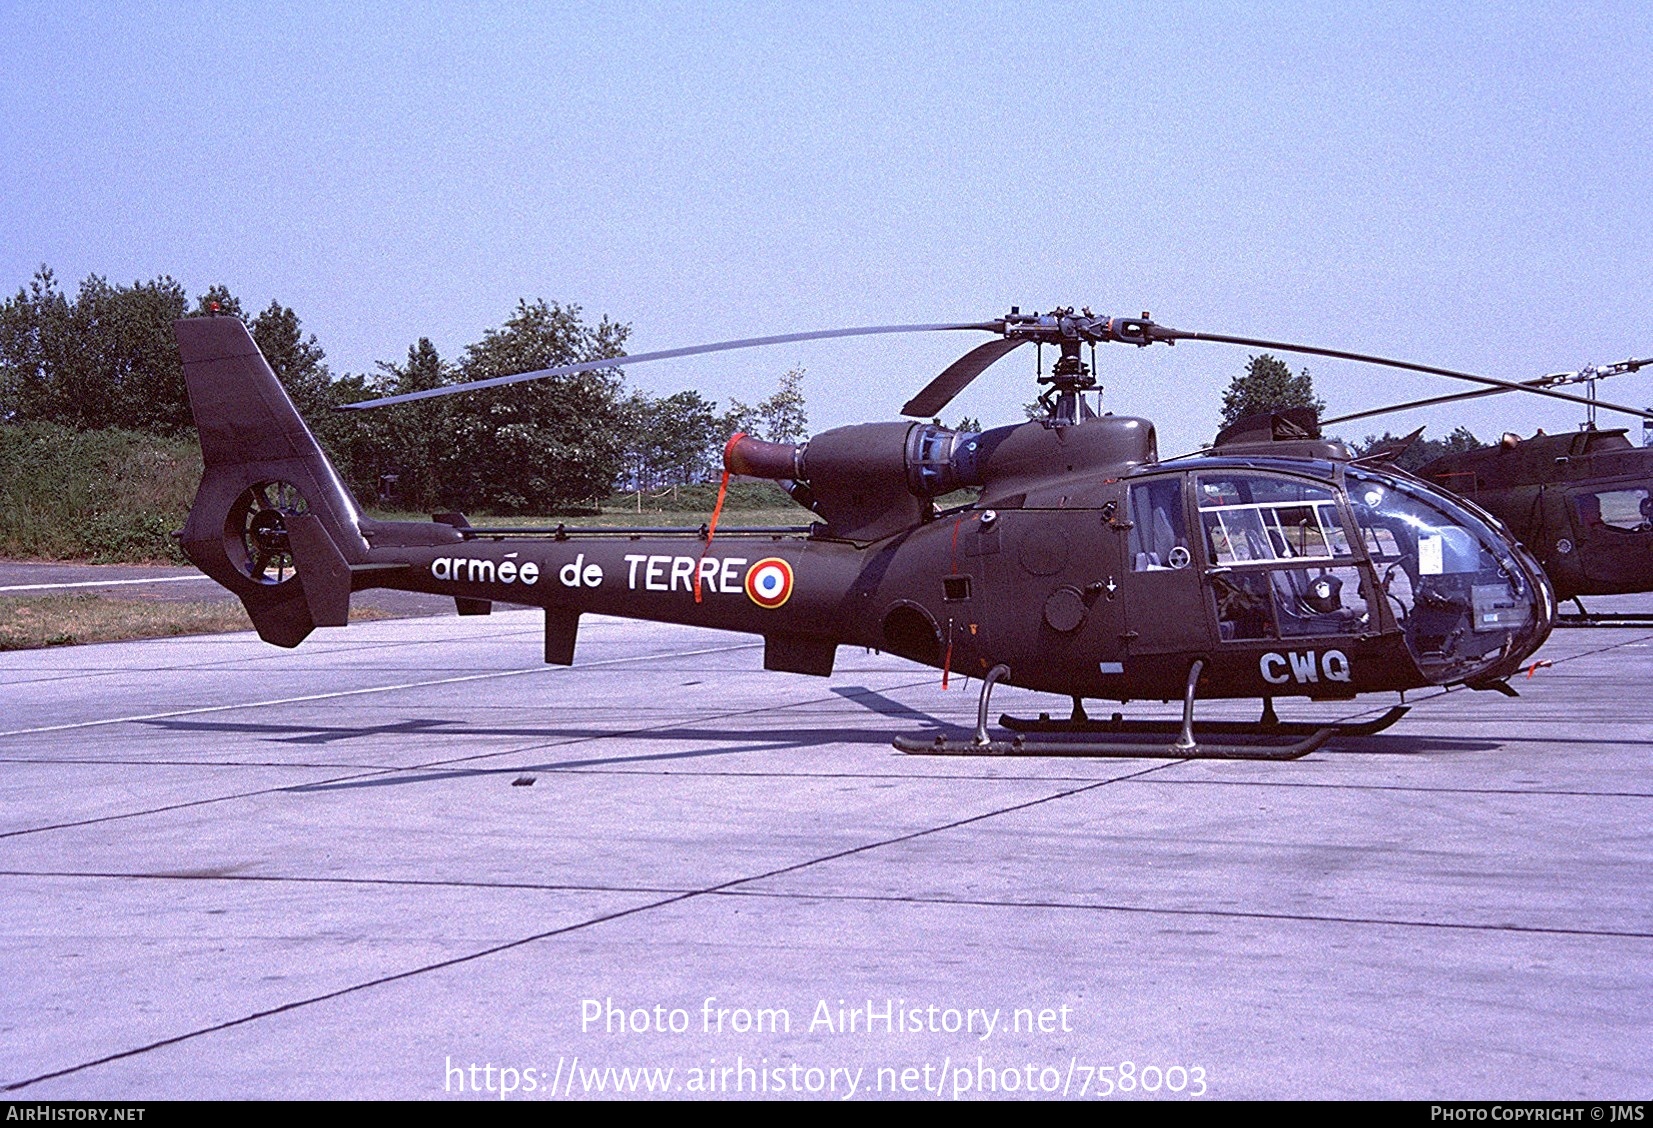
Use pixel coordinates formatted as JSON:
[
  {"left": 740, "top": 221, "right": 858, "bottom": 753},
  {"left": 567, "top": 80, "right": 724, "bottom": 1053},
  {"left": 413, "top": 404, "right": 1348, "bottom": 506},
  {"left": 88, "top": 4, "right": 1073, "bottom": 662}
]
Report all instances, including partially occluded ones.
[{"left": 0, "top": 608, "right": 1649, "bottom": 1100}]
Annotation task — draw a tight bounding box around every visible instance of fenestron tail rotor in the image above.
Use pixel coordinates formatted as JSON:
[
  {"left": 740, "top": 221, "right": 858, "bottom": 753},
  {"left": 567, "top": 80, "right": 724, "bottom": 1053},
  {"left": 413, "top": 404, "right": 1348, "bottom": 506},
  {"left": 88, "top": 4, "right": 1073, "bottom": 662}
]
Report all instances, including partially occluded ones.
[{"left": 229, "top": 480, "right": 310, "bottom": 585}]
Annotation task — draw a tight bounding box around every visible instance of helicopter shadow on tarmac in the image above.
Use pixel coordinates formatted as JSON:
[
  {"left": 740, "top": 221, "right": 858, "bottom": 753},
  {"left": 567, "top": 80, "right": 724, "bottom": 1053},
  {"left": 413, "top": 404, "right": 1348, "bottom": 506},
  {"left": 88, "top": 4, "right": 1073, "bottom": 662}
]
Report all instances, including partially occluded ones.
[
  {"left": 268, "top": 728, "right": 1506, "bottom": 790},
  {"left": 131, "top": 684, "right": 959, "bottom": 752},
  {"left": 828, "top": 685, "right": 952, "bottom": 729},
  {"left": 137, "top": 713, "right": 939, "bottom": 796},
  {"left": 133, "top": 696, "right": 1507, "bottom": 795},
  {"left": 1300, "top": 734, "right": 1502, "bottom": 756}
]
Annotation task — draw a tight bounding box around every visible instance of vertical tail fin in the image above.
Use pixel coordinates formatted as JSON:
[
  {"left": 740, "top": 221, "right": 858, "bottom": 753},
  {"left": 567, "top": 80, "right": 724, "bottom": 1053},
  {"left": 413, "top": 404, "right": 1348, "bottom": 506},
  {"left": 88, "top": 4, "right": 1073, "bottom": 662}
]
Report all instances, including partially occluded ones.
[{"left": 175, "top": 315, "right": 368, "bottom": 647}]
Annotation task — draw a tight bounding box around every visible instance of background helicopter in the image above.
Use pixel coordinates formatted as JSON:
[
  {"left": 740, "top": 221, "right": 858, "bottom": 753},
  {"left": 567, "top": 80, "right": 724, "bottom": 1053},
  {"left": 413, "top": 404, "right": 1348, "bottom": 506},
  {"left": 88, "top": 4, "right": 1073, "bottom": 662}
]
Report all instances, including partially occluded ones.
[
  {"left": 1321, "top": 358, "right": 1653, "bottom": 621},
  {"left": 175, "top": 307, "right": 1609, "bottom": 760}
]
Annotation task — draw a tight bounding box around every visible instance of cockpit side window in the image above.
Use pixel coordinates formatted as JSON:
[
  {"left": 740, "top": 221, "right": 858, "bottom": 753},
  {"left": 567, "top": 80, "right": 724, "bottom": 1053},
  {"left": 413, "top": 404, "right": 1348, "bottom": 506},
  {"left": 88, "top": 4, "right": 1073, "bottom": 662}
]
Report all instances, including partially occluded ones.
[
  {"left": 1573, "top": 487, "right": 1653, "bottom": 532},
  {"left": 1195, "top": 473, "right": 1368, "bottom": 642},
  {"left": 1196, "top": 474, "right": 1352, "bottom": 566},
  {"left": 1128, "top": 478, "right": 1190, "bottom": 571}
]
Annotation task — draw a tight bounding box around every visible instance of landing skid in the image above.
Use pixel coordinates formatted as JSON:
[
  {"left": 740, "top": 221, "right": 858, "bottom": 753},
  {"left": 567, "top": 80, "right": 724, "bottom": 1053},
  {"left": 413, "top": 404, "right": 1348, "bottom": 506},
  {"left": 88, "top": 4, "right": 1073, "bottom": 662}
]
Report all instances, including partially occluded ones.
[
  {"left": 998, "top": 704, "right": 1411, "bottom": 739},
  {"left": 894, "top": 729, "right": 1335, "bottom": 760},
  {"left": 1555, "top": 598, "right": 1653, "bottom": 628},
  {"left": 1555, "top": 612, "right": 1653, "bottom": 628},
  {"left": 893, "top": 663, "right": 1406, "bottom": 761}
]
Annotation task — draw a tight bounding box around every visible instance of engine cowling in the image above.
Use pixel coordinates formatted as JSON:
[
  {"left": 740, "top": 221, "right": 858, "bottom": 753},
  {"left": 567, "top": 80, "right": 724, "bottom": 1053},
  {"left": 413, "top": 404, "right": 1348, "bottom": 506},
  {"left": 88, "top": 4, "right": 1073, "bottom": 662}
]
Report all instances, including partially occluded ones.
[
  {"left": 727, "top": 422, "right": 936, "bottom": 541},
  {"left": 725, "top": 417, "right": 1159, "bottom": 541}
]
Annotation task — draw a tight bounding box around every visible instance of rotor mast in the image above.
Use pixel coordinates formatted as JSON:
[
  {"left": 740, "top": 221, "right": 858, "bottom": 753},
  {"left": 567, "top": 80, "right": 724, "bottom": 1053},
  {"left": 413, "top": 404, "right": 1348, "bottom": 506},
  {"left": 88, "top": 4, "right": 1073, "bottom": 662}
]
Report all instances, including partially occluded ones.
[
  {"left": 1027, "top": 308, "right": 1100, "bottom": 423},
  {"left": 995, "top": 306, "right": 1167, "bottom": 424}
]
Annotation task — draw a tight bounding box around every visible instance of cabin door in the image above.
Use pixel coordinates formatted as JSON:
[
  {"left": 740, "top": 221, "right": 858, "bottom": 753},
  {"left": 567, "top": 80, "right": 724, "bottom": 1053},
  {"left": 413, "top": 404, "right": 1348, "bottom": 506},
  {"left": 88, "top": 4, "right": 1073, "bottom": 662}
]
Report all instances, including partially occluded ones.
[{"left": 1121, "top": 474, "right": 1212, "bottom": 661}]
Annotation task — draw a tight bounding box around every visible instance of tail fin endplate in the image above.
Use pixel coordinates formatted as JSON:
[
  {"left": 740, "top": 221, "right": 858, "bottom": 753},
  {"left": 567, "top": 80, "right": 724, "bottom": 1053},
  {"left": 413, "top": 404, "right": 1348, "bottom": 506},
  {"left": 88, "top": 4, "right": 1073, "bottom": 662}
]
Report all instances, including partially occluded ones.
[{"left": 175, "top": 316, "right": 368, "bottom": 647}]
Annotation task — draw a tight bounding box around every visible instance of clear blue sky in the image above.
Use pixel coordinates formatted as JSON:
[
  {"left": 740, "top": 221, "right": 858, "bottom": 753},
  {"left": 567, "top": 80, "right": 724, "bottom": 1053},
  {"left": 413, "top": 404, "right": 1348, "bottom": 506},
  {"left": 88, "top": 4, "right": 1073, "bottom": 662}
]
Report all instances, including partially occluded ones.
[{"left": 4, "top": 1, "right": 1651, "bottom": 455}]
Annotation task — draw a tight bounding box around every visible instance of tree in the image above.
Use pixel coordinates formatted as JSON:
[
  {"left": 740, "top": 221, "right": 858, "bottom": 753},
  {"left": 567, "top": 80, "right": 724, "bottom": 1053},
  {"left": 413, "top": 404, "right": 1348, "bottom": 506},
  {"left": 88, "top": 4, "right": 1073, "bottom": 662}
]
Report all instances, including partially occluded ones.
[
  {"left": 0, "top": 269, "right": 647, "bottom": 516},
  {"left": 0, "top": 268, "right": 193, "bottom": 434},
  {"left": 250, "top": 301, "right": 332, "bottom": 421},
  {"left": 716, "top": 367, "right": 808, "bottom": 447},
  {"left": 304, "top": 300, "right": 633, "bottom": 515},
  {"left": 0, "top": 267, "right": 70, "bottom": 424},
  {"left": 1220, "top": 354, "right": 1325, "bottom": 430},
  {"left": 329, "top": 337, "right": 456, "bottom": 511},
  {"left": 0, "top": 270, "right": 342, "bottom": 441},
  {"left": 719, "top": 397, "right": 761, "bottom": 440},
  {"left": 758, "top": 367, "right": 808, "bottom": 444},
  {"left": 439, "top": 299, "right": 631, "bottom": 513},
  {"left": 99, "top": 276, "right": 194, "bottom": 434},
  {"left": 192, "top": 284, "right": 244, "bottom": 320},
  {"left": 234, "top": 299, "right": 353, "bottom": 477},
  {"left": 620, "top": 390, "right": 722, "bottom": 489}
]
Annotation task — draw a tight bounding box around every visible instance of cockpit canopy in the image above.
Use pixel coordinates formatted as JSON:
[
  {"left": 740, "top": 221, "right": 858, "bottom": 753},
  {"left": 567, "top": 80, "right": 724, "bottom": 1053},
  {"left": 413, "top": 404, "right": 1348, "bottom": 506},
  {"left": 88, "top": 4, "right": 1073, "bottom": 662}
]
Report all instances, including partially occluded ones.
[{"left": 1134, "top": 460, "right": 1551, "bottom": 685}]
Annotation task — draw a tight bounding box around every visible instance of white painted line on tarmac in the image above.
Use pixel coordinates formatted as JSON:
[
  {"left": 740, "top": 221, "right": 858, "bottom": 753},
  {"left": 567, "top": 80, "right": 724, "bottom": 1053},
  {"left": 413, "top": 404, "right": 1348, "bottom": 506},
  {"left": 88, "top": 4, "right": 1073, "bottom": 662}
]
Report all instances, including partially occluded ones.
[
  {"left": 0, "top": 576, "right": 215, "bottom": 593},
  {"left": 0, "top": 641, "right": 759, "bottom": 739}
]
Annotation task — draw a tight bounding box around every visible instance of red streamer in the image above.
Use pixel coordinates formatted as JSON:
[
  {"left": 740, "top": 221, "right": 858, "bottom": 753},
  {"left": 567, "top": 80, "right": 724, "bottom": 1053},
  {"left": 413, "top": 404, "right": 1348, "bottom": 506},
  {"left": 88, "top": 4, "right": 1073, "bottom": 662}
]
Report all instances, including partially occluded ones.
[{"left": 695, "top": 433, "right": 742, "bottom": 603}]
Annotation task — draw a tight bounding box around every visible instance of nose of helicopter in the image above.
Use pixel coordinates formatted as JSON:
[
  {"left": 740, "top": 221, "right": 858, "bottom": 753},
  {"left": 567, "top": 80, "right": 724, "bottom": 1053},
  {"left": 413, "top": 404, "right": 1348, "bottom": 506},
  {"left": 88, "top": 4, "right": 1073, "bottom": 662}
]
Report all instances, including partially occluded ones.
[
  {"left": 1464, "top": 539, "right": 1556, "bottom": 683},
  {"left": 1345, "top": 469, "right": 1555, "bottom": 688}
]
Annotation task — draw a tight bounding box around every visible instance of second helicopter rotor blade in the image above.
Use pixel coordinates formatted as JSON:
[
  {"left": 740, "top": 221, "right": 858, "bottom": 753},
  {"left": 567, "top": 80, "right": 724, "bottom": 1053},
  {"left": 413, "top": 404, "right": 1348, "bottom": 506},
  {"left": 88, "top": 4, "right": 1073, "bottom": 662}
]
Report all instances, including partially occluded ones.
[
  {"left": 1169, "top": 331, "right": 1653, "bottom": 421},
  {"left": 339, "top": 321, "right": 1001, "bottom": 411},
  {"left": 1325, "top": 356, "right": 1653, "bottom": 427},
  {"left": 900, "top": 338, "right": 1027, "bottom": 418}
]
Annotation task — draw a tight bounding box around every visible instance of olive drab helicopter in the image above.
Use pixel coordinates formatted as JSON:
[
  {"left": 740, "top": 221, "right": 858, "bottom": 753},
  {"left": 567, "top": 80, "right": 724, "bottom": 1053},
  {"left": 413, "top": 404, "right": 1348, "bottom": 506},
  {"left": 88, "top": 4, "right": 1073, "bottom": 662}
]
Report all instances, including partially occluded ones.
[
  {"left": 1323, "top": 357, "right": 1653, "bottom": 622},
  {"left": 173, "top": 307, "right": 1626, "bottom": 760}
]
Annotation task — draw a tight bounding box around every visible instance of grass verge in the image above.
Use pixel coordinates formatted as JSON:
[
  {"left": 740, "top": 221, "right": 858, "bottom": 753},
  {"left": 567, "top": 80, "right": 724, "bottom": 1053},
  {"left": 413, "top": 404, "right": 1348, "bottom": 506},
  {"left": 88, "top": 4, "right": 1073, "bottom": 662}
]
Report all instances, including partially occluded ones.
[{"left": 0, "top": 595, "right": 391, "bottom": 651}]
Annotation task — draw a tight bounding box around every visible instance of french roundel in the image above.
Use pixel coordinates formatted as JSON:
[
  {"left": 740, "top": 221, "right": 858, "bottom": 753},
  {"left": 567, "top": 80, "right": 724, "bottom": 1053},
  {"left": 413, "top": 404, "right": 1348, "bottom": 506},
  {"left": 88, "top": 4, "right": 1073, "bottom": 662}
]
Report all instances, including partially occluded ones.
[{"left": 744, "top": 557, "right": 794, "bottom": 609}]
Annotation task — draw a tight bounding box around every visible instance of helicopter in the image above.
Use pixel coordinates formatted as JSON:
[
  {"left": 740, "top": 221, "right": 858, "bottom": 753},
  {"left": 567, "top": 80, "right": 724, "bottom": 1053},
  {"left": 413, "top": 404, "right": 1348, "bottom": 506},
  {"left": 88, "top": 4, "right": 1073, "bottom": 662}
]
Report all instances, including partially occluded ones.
[
  {"left": 1322, "top": 358, "right": 1653, "bottom": 621},
  {"left": 172, "top": 307, "right": 1614, "bottom": 760}
]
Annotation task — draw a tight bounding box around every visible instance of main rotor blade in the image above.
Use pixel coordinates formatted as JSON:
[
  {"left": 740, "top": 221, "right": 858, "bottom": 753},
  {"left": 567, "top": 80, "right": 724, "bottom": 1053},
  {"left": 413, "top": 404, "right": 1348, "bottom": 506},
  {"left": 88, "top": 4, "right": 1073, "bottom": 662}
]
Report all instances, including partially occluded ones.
[
  {"left": 1325, "top": 385, "right": 1515, "bottom": 427},
  {"left": 338, "top": 321, "right": 1000, "bottom": 410},
  {"left": 1168, "top": 331, "right": 1653, "bottom": 421},
  {"left": 900, "top": 338, "right": 1027, "bottom": 418}
]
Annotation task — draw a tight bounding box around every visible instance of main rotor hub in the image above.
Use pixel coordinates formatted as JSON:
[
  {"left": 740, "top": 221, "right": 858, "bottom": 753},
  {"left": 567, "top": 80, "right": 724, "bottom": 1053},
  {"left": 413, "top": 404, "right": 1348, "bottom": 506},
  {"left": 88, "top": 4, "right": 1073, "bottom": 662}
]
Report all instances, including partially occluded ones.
[{"left": 1001, "top": 306, "right": 1169, "bottom": 350}]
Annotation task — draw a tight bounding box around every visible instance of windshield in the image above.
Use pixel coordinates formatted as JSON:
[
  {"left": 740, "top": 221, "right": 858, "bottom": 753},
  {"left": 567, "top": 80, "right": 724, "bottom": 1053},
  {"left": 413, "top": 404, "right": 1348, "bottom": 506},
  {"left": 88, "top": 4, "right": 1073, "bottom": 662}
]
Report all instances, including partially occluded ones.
[{"left": 1345, "top": 468, "right": 1550, "bottom": 683}]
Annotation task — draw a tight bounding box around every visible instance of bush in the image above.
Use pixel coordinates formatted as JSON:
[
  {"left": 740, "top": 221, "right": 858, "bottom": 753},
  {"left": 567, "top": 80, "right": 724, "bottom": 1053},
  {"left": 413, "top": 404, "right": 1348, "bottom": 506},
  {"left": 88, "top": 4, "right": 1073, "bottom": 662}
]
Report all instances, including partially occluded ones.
[{"left": 0, "top": 422, "right": 200, "bottom": 561}]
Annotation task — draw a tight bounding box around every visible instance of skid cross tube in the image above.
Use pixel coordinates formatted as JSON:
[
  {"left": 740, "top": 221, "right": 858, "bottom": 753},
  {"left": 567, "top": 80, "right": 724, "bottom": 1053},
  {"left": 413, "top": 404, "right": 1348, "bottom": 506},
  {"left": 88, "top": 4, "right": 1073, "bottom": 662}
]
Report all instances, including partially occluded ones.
[
  {"left": 1173, "top": 659, "right": 1204, "bottom": 753},
  {"left": 975, "top": 663, "right": 1012, "bottom": 745}
]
